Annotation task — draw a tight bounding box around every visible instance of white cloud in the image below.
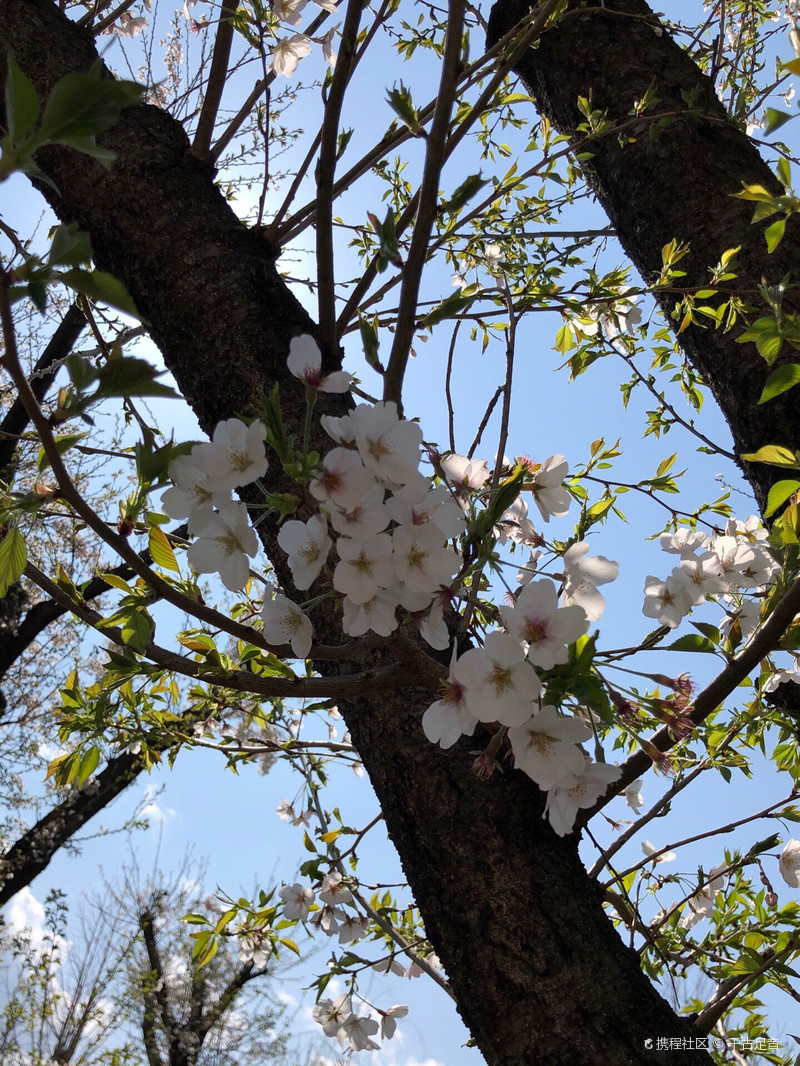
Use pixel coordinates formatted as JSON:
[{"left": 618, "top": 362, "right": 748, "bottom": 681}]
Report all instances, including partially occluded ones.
[
  {"left": 139, "top": 784, "right": 176, "bottom": 824},
  {"left": 4, "top": 886, "right": 47, "bottom": 944},
  {"left": 276, "top": 987, "right": 297, "bottom": 1006}
]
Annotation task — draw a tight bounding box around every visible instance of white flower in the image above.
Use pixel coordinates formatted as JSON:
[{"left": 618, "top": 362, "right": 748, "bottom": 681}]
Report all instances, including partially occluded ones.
[
  {"left": 161, "top": 454, "right": 230, "bottom": 522},
  {"left": 508, "top": 706, "right": 591, "bottom": 790},
  {"left": 322, "top": 26, "right": 338, "bottom": 68},
  {"left": 279, "top": 882, "right": 315, "bottom": 920},
  {"left": 192, "top": 419, "right": 269, "bottom": 493},
  {"left": 386, "top": 482, "right": 465, "bottom": 539},
  {"left": 719, "top": 599, "right": 760, "bottom": 644},
  {"left": 483, "top": 243, "right": 503, "bottom": 273},
  {"left": 287, "top": 334, "right": 353, "bottom": 392},
  {"left": 380, "top": 1004, "right": 408, "bottom": 1040},
  {"left": 419, "top": 603, "right": 449, "bottom": 650},
  {"left": 725, "top": 515, "right": 768, "bottom": 542},
  {"left": 319, "top": 871, "right": 353, "bottom": 905},
  {"left": 642, "top": 840, "right": 676, "bottom": 863},
  {"left": 440, "top": 453, "right": 491, "bottom": 495},
  {"left": 238, "top": 933, "right": 272, "bottom": 968},
  {"left": 277, "top": 515, "right": 332, "bottom": 589},
  {"left": 373, "top": 956, "right": 406, "bottom": 977},
  {"left": 531, "top": 455, "right": 571, "bottom": 522},
  {"left": 276, "top": 798, "right": 311, "bottom": 826},
  {"left": 544, "top": 758, "right": 621, "bottom": 836},
  {"left": 188, "top": 501, "right": 259, "bottom": 590},
  {"left": 350, "top": 402, "right": 423, "bottom": 486},
  {"left": 310, "top": 448, "right": 376, "bottom": 512},
  {"left": 500, "top": 579, "right": 588, "bottom": 670},
  {"left": 452, "top": 630, "right": 541, "bottom": 727},
  {"left": 270, "top": 33, "right": 313, "bottom": 76},
  {"left": 109, "top": 12, "right": 148, "bottom": 36},
  {"left": 670, "top": 552, "right": 727, "bottom": 606},
  {"left": 561, "top": 542, "right": 618, "bottom": 621},
  {"left": 273, "top": 0, "right": 307, "bottom": 25},
  {"left": 313, "top": 994, "right": 352, "bottom": 1036},
  {"left": 678, "top": 865, "right": 725, "bottom": 928},
  {"left": 642, "top": 574, "right": 692, "bottom": 629},
  {"left": 624, "top": 779, "right": 644, "bottom": 813},
  {"left": 763, "top": 663, "right": 800, "bottom": 693},
  {"left": 261, "top": 593, "right": 313, "bottom": 658},
  {"left": 497, "top": 495, "right": 538, "bottom": 546},
  {"left": 339, "top": 1012, "right": 380, "bottom": 1051},
  {"left": 341, "top": 588, "right": 399, "bottom": 637},
  {"left": 325, "top": 483, "right": 390, "bottom": 538},
  {"left": 333, "top": 533, "right": 394, "bottom": 603},
  {"left": 659, "top": 528, "right": 709, "bottom": 559},
  {"left": 779, "top": 839, "right": 800, "bottom": 887},
  {"left": 337, "top": 914, "right": 369, "bottom": 943},
  {"left": 422, "top": 674, "right": 476, "bottom": 749},
  {"left": 392, "top": 524, "right": 460, "bottom": 594}
]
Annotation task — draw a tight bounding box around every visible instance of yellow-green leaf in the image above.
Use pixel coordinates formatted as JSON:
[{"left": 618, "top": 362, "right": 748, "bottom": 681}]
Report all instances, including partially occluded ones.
[
  {"left": 741, "top": 444, "right": 800, "bottom": 468},
  {"left": 758, "top": 363, "right": 800, "bottom": 404},
  {"left": 149, "top": 525, "right": 179, "bottom": 572}
]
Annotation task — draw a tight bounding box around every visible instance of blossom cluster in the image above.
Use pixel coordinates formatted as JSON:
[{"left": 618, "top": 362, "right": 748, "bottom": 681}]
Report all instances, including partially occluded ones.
[{"left": 641, "top": 517, "right": 778, "bottom": 631}]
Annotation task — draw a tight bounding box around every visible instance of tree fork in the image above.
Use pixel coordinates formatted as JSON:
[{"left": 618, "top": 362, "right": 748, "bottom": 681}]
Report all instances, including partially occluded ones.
[
  {"left": 0, "top": 1, "right": 713, "bottom": 1061},
  {"left": 488, "top": 0, "right": 800, "bottom": 512}
]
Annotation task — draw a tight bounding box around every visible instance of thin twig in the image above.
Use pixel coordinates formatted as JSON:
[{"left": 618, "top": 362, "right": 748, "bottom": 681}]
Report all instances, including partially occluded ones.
[{"left": 192, "top": 0, "right": 238, "bottom": 158}]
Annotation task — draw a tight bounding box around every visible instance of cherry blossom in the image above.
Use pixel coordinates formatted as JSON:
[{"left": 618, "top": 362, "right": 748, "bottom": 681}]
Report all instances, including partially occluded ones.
[
  {"left": 287, "top": 334, "right": 354, "bottom": 392},
  {"left": 279, "top": 882, "right": 315, "bottom": 920},
  {"left": 339, "top": 1012, "right": 380, "bottom": 1051},
  {"left": 386, "top": 482, "right": 465, "bottom": 539},
  {"left": 350, "top": 402, "right": 423, "bottom": 486},
  {"left": 341, "top": 588, "right": 399, "bottom": 637},
  {"left": 277, "top": 514, "right": 332, "bottom": 589},
  {"left": 276, "top": 798, "right": 312, "bottom": 826},
  {"left": 719, "top": 599, "right": 760, "bottom": 644},
  {"left": 322, "top": 26, "right": 338, "bottom": 67},
  {"left": 508, "top": 705, "right": 591, "bottom": 790},
  {"left": 497, "top": 495, "right": 538, "bottom": 546},
  {"left": 108, "top": 11, "right": 148, "bottom": 36},
  {"left": 324, "top": 483, "right": 389, "bottom": 538},
  {"left": 187, "top": 501, "right": 259, "bottom": 590},
  {"left": 191, "top": 419, "right": 268, "bottom": 493},
  {"left": 624, "top": 778, "right": 644, "bottom": 814},
  {"left": 531, "top": 455, "right": 571, "bottom": 522},
  {"left": 333, "top": 533, "right": 394, "bottom": 603},
  {"left": 670, "top": 553, "right": 727, "bottom": 606},
  {"left": 392, "top": 524, "right": 459, "bottom": 594},
  {"left": 238, "top": 933, "right": 272, "bottom": 968},
  {"left": 642, "top": 574, "right": 692, "bottom": 629},
  {"left": 452, "top": 631, "right": 541, "bottom": 726},
  {"left": 678, "top": 865, "right": 725, "bottom": 928},
  {"left": 500, "top": 579, "right": 588, "bottom": 670},
  {"left": 440, "top": 453, "right": 491, "bottom": 495},
  {"left": 659, "top": 528, "right": 709, "bottom": 559},
  {"left": 337, "top": 914, "right": 369, "bottom": 943},
  {"left": 373, "top": 956, "right": 407, "bottom": 977},
  {"left": 779, "top": 839, "right": 800, "bottom": 887},
  {"left": 261, "top": 593, "right": 313, "bottom": 658},
  {"left": 380, "top": 1005, "right": 409, "bottom": 1039},
  {"left": 422, "top": 673, "right": 476, "bottom": 748},
  {"left": 642, "top": 840, "right": 676, "bottom": 864},
  {"left": 310, "top": 447, "right": 376, "bottom": 512},
  {"left": 561, "top": 541, "right": 618, "bottom": 621},
  {"left": 161, "top": 454, "right": 230, "bottom": 522},
  {"left": 272, "top": 0, "right": 307, "bottom": 25},
  {"left": 544, "top": 757, "right": 621, "bottom": 836},
  {"left": 270, "top": 33, "right": 313, "bottom": 76},
  {"left": 319, "top": 871, "right": 353, "bottom": 905},
  {"left": 312, "top": 994, "right": 352, "bottom": 1036}
]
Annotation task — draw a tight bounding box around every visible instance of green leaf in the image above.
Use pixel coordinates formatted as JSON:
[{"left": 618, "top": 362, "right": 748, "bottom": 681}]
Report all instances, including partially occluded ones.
[
  {"left": 37, "top": 432, "right": 85, "bottom": 472},
  {"left": 765, "top": 217, "right": 787, "bottom": 253},
  {"left": 96, "top": 356, "right": 176, "bottom": 399},
  {"left": 422, "top": 290, "right": 475, "bottom": 329},
  {"left": 764, "top": 107, "right": 794, "bottom": 135},
  {"left": 765, "top": 479, "right": 800, "bottom": 517},
  {"left": 358, "top": 316, "right": 381, "bottom": 372},
  {"left": 758, "top": 363, "right": 800, "bottom": 403},
  {"left": 48, "top": 223, "right": 92, "bottom": 268},
  {"left": 664, "top": 634, "right": 718, "bottom": 654},
  {"left": 0, "top": 528, "right": 26, "bottom": 598},
  {"left": 279, "top": 937, "right": 300, "bottom": 956},
  {"left": 5, "top": 52, "right": 40, "bottom": 145},
  {"left": 59, "top": 268, "right": 143, "bottom": 320},
  {"left": 39, "top": 64, "right": 143, "bottom": 145},
  {"left": 385, "top": 82, "right": 425, "bottom": 137},
  {"left": 76, "top": 745, "right": 100, "bottom": 786},
  {"left": 741, "top": 444, "right": 800, "bottom": 468},
  {"left": 737, "top": 316, "right": 785, "bottom": 364},
  {"left": 149, "top": 526, "right": 179, "bottom": 572},
  {"left": 440, "top": 172, "right": 490, "bottom": 215},
  {"left": 777, "top": 156, "right": 792, "bottom": 190}
]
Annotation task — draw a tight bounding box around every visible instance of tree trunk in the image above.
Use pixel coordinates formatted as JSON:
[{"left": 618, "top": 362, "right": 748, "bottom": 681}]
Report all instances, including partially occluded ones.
[
  {"left": 488, "top": 0, "right": 800, "bottom": 512},
  {"left": 0, "top": 2, "right": 732, "bottom": 1062}
]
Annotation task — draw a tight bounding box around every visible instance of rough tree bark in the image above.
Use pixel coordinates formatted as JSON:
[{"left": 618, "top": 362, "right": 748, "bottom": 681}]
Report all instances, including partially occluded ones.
[{"left": 2, "top": 0, "right": 789, "bottom": 1062}]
